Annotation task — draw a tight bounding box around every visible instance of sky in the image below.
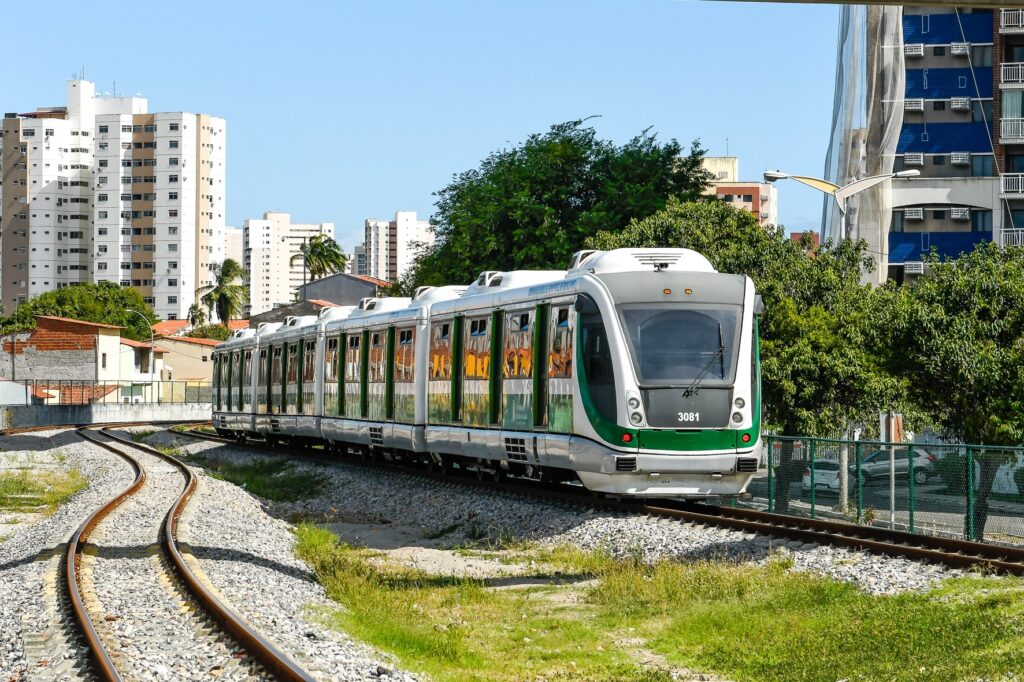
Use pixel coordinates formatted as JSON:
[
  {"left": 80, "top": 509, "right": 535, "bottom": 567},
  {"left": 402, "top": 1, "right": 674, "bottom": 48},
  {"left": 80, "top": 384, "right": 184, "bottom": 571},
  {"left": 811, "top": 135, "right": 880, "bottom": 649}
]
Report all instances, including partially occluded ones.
[{"left": 3, "top": 0, "right": 841, "bottom": 252}]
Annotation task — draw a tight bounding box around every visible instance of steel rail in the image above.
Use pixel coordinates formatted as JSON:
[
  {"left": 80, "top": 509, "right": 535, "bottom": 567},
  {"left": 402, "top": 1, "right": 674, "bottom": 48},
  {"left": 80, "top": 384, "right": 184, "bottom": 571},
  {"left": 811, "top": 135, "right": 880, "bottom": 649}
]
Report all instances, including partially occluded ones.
[
  {"left": 179, "top": 425, "right": 1024, "bottom": 576},
  {"left": 95, "top": 427, "right": 317, "bottom": 682}
]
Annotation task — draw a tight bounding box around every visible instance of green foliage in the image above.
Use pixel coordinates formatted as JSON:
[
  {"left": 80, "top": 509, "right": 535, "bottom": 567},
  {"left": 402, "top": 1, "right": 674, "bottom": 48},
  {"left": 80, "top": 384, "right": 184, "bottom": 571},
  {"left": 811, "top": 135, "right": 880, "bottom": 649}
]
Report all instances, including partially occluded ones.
[
  {"left": 197, "top": 258, "right": 248, "bottom": 324},
  {"left": 408, "top": 119, "right": 712, "bottom": 288},
  {"left": 291, "top": 234, "right": 348, "bottom": 282},
  {"left": 589, "top": 199, "right": 901, "bottom": 436},
  {"left": 879, "top": 242, "right": 1024, "bottom": 446},
  {"left": 935, "top": 451, "right": 968, "bottom": 493},
  {"left": 0, "top": 282, "right": 157, "bottom": 341},
  {"left": 0, "top": 469, "right": 87, "bottom": 513},
  {"left": 187, "top": 303, "right": 206, "bottom": 327},
  {"left": 186, "top": 323, "right": 232, "bottom": 341}
]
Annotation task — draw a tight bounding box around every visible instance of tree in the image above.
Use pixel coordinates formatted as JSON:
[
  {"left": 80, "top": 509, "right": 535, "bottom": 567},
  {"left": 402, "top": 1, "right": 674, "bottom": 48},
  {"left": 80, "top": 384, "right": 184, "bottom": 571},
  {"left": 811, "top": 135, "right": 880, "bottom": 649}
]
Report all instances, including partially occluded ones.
[
  {"left": 290, "top": 234, "right": 348, "bottom": 283},
  {"left": 879, "top": 243, "right": 1024, "bottom": 538},
  {"left": 187, "top": 303, "right": 206, "bottom": 328},
  {"left": 410, "top": 119, "right": 712, "bottom": 287},
  {"left": 197, "top": 259, "right": 249, "bottom": 324},
  {"left": 0, "top": 282, "right": 157, "bottom": 341},
  {"left": 186, "top": 323, "right": 232, "bottom": 341},
  {"left": 589, "top": 199, "right": 904, "bottom": 511}
]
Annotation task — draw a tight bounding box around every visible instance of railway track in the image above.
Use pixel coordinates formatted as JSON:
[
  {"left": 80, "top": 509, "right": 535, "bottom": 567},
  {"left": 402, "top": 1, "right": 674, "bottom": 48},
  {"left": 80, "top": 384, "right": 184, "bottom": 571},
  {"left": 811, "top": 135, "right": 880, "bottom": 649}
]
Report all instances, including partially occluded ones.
[
  {"left": 179, "top": 426, "right": 1024, "bottom": 576},
  {"left": 61, "top": 425, "right": 317, "bottom": 682}
]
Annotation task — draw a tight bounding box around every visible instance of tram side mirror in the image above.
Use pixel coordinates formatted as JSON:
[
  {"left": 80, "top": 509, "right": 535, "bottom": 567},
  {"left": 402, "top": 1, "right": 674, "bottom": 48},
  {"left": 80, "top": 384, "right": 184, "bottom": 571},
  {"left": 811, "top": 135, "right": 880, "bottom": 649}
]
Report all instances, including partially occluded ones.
[
  {"left": 574, "top": 294, "right": 600, "bottom": 314},
  {"left": 754, "top": 295, "right": 765, "bottom": 316}
]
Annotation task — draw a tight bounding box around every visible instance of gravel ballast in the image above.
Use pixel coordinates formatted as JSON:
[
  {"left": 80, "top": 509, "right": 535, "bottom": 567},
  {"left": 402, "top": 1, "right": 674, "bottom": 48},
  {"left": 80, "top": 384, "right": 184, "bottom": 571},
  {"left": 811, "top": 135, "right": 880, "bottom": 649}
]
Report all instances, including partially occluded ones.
[
  {"left": 0, "top": 429, "right": 134, "bottom": 681},
  {"left": 160, "top": 431, "right": 966, "bottom": 600}
]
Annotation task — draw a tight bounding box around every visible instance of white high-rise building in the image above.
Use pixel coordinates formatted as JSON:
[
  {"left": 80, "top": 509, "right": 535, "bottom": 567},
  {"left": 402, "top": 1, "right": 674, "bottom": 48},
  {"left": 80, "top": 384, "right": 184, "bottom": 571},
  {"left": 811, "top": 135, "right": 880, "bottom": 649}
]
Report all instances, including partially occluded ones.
[
  {"left": 361, "top": 210, "right": 433, "bottom": 282},
  {"left": 243, "top": 211, "right": 333, "bottom": 316},
  {"left": 0, "top": 79, "right": 225, "bottom": 319}
]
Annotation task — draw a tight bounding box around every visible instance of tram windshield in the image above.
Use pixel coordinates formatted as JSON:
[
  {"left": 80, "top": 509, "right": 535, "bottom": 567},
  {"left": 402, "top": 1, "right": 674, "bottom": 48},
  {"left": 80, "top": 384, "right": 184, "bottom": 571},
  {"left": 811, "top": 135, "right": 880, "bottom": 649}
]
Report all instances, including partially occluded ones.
[{"left": 619, "top": 305, "right": 741, "bottom": 386}]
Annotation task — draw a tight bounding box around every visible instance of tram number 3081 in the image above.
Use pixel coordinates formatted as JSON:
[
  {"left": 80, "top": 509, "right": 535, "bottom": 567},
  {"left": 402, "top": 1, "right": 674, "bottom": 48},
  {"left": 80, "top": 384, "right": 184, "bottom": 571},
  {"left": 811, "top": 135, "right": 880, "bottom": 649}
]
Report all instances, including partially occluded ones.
[{"left": 677, "top": 412, "right": 700, "bottom": 423}]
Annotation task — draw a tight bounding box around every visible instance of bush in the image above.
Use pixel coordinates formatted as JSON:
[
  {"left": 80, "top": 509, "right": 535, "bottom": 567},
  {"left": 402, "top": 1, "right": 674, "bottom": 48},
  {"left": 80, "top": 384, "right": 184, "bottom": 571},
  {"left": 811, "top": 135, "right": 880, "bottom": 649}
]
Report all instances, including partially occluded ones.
[
  {"left": 935, "top": 451, "right": 970, "bottom": 494},
  {"left": 186, "top": 323, "right": 232, "bottom": 341}
]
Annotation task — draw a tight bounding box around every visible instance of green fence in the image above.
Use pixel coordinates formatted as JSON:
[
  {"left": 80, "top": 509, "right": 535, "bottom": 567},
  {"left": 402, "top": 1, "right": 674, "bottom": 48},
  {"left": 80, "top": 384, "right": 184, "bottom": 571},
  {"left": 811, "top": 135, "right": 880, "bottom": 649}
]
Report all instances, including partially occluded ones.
[{"left": 750, "top": 436, "right": 1024, "bottom": 544}]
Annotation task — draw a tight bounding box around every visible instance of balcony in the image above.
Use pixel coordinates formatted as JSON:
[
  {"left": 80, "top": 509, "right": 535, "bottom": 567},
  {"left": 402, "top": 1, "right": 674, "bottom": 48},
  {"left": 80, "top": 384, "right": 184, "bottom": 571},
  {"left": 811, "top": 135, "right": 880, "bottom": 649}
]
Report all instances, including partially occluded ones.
[
  {"left": 1001, "top": 229, "right": 1024, "bottom": 247},
  {"left": 904, "top": 153, "right": 925, "bottom": 166},
  {"left": 1001, "top": 63, "right": 1024, "bottom": 87},
  {"left": 951, "top": 42, "right": 970, "bottom": 57},
  {"left": 904, "top": 207, "right": 925, "bottom": 221},
  {"left": 905, "top": 43, "right": 925, "bottom": 58},
  {"left": 1001, "top": 173, "right": 1024, "bottom": 195},
  {"left": 951, "top": 152, "right": 971, "bottom": 166},
  {"left": 1002, "top": 9, "right": 1024, "bottom": 33},
  {"left": 904, "top": 98, "right": 925, "bottom": 112},
  {"left": 1002, "top": 118, "right": 1024, "bottom": 142},
  {"left": 950, "top": 97, "right": 971, "bottom": 111},
  {"left": 950, "top": 207, "right": 971, "bottom": 221}
]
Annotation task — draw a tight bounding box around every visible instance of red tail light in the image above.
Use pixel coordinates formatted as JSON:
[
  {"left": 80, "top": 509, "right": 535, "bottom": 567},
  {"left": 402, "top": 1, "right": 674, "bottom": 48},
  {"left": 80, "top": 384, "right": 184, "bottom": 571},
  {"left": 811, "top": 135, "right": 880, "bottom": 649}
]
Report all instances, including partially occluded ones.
[{"left": 927, "top": 455, "right": 936, "bottom": 462}]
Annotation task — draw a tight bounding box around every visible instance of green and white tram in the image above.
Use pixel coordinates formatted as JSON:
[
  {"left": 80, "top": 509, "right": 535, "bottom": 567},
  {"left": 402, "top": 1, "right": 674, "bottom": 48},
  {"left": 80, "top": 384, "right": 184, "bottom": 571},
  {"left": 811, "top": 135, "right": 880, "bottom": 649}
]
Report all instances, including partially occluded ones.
[{"left": 212, "top": 248, "right": 762, "bottom": 498}]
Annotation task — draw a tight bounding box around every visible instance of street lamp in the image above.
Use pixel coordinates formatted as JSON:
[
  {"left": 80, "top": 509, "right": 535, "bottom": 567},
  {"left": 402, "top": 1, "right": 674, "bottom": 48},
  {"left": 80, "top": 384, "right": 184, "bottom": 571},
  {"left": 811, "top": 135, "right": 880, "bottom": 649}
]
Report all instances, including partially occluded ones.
[
  {"left": 125, "top": 307, "right": 154, "bottom": 399},
  {"left": 764, "top": 169, "right": 920, "bottom": 239}
]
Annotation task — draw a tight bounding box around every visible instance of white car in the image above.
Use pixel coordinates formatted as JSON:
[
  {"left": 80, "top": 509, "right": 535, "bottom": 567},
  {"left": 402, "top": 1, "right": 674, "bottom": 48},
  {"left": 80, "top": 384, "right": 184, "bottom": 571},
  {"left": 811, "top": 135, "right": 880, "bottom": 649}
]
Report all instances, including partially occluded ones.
[{"left": 801, "top": 460, "right": 842, "bottom": 493}]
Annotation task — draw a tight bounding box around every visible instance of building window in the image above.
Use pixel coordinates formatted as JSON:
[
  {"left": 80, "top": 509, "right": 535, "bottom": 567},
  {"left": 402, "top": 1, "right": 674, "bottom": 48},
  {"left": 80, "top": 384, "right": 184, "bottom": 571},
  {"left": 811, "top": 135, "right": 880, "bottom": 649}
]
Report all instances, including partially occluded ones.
[
  {"left": 169, "top": 174, "right": 178, "bottom": 183},
  {"left": 168, "top": 296, "right": 178, "bottom": 304},
  {"left": 99, "top": 125, "right": 108, "bottom": 134},
  {"left": 144, "top": 124, "right": 157, "bottom": 132},
  {"left": 169, "top": 209, "right": 178, "bottom": 217},
  {"left": 933, "top": 101, "right": 946, "bottom": 111},
  {"left": 168, "top": 192, "right": 178, "bottom": 200},
  {"left": 972, "top": 210, "right": 992, "bottom": 232},
  {"left": 101, "top": 353, "right": 107, "bottom": 369},
  {"left": 891, "top": 212, "right": 905, "bottom": 234},
  {"left": 168, "top": 157, "right": 179, "bottom": 166},
  {"left": 168, "top": 278, "right": 178, "bottom": 286},
  {"left": 934, "top": 155, "right": 946, "bottom": 166},
  {"left": 742, "top": 194, "right": 753, "bottom": 202},
  {"left": 169, "top": 140, "right": 179, "bottom": 149},
  {"left": 933, "top": 46, "right": 945, "bottom": 57},
  {"left": 169, "top": 226, "right": 178, "bottom": 235},
  {"left": 121, "top": 125, "right": 132, "bottom": 133},
  {"left": 972, "top": 155, "right": 994, "bottom": 177},
  {"left": 169, "top": 243, "right": 178, "bottom": 252},
  {"left": 169, "top": 261, "right": 178, "bottom": 270},
  {"left": 97, "top": 193, "right": 108, "bottom": 202},
  {"left": 933, "top": 210, "right": 946, "bottom": 220},
  {"left": 169, "top": 123, "right": 179, "bottom": 131}
]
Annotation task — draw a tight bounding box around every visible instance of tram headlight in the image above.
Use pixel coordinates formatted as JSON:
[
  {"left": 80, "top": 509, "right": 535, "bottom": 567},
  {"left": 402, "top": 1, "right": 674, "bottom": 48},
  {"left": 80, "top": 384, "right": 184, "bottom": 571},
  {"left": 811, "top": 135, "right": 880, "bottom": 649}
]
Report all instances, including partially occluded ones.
[
  {"left": 629, "top": 411, "right": 644, "bottom": 426},
  {"left": 734, "top": 397, "right": 745, "bottom": 409},
  {"left": 627, "top": 396, "right": 641, "bottom": 410},
  {"left": 731, "top": 411, "right": 743, "bottom": 424}
]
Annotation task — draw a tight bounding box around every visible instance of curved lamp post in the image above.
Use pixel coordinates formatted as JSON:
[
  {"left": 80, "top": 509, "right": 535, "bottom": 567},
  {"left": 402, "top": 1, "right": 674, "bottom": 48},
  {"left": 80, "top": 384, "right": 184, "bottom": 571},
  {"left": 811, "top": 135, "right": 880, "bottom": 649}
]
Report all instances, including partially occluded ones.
[{"left": 764, "top": 169, "right": 920, "bottom": 239}]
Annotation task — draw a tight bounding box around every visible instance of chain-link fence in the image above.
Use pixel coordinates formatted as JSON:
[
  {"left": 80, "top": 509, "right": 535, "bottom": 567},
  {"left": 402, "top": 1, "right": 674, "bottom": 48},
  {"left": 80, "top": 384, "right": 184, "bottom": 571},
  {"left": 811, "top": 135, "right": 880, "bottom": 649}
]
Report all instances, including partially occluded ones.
[
  {"left": 746, "top": 436, "right": 1024, "bottom": 544},
  {"left": 0, "top": 380, "right": 212, "bottom": 405}
]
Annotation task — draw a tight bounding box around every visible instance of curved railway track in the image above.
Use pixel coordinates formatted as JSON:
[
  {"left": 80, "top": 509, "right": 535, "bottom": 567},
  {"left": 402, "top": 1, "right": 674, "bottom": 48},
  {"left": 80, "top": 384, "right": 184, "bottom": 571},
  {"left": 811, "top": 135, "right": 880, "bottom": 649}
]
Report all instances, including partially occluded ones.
[
  {"left": 179, "top": 426, "right": 1024, "bottom": 576},
  {"left": 58, "top": 424, "right": 317, "bottom": 682}
]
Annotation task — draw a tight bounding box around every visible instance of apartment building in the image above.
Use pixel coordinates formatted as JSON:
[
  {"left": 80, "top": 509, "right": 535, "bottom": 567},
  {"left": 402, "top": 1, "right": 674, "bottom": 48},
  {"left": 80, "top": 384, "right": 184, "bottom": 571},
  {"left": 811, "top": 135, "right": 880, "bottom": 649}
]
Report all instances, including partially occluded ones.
[
  {"left": 359, "top": 210, "right": 433, "bottom": 282},
  {"left": 0, "top": 80, "right": 225, "bottom": 318},
  {"left": 242, "top": 211, "right": 333, "bottom": 316},
  {"left": 701, "top": 157, "right": 779, "bottom": 226}
]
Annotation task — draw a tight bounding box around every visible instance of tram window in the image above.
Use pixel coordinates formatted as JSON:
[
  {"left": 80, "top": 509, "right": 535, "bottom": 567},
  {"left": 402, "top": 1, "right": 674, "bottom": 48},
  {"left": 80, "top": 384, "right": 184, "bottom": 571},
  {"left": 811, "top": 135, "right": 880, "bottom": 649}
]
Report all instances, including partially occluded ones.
[
  {"left": 549, "top": 307, "right": 573, "bottom": 379},
  {"left": 303, "top": 341, "right": 316, "bottom": 381},
  {"left": 504, "top": 310, "right": 533, "bottom": 379},
  {"left": 430, "top": 322, "right": 452, "bottom": 380},
  {"left": 440, "top": 323, "right": 450, "bottom": 340},
  {"left": 396, "top": 328, "right": 416, "bottom": 382},
  {"left": 580, "top": 306, "right": 616, "bottom": 421}
]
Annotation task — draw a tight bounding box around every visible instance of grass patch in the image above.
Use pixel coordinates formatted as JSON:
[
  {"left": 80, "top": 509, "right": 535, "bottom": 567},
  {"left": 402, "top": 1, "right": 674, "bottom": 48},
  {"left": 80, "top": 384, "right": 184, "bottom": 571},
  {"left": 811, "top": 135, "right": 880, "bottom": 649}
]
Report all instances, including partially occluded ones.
[
  {"left": 295, "top": 523, "right": 663, "bottom": 681},
  {"left": 192, "top": 455, "right": 325, "bottom": 502},
  {"left": 297, "top": 526, "right": 1024, "bottom": 682},
  {"left": 129, "top": 429, "right": 159, "bottom": 443},
  {"left": 0, "top": 469, "right": 87, "bottom": 513}
]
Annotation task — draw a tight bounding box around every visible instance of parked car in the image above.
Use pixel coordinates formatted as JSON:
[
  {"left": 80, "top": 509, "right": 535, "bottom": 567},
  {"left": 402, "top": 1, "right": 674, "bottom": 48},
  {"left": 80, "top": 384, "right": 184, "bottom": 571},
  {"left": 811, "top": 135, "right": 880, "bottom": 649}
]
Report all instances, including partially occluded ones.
[
  {"left": 854, "top": 448, "right": 937, "bottom": 485},
  {"left": 801, "top": 460, "right": 842, "bottom": 493}
]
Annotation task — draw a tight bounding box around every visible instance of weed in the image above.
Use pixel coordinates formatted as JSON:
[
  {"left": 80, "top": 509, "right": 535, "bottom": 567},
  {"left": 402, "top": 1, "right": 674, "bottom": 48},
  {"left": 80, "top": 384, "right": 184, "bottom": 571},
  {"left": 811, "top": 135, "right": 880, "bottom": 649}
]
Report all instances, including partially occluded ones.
[
  {"left": 422, "top": 521, "right": 462, "bottom": 540},
  {"left": 191, "top": 456, "right": 325, "bottom": 502},
  {"left": 0, "top": 469, "right": 87, "bottom": 514},
  {"left": 130, "top": 429, "right": 157, "bottom": 443}
]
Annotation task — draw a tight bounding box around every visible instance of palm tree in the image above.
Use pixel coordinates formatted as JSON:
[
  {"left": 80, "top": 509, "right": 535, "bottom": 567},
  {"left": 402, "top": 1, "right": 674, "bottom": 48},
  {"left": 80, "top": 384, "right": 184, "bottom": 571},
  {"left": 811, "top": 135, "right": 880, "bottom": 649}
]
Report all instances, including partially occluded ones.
[
  {"left": 290, "top": 235, "right": 348, "bottom": 283},
  {"left": 187, "top": 303, "right": 206, "bottom": 327},
  {"left": 196, "top": 259, "right": 248, "bottom": 324}
]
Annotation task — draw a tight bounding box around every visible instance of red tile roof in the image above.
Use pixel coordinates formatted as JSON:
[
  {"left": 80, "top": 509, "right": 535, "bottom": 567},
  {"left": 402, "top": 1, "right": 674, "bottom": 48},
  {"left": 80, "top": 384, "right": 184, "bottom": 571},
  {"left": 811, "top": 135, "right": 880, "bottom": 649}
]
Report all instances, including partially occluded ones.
[
  {"left": 307, "top": 299, "right": 338, "bottom": 308},
  {"left": 35, "top": 315, "right": 123, "bottom": 330},
  {"left": 120, "top": 338, "right": 171, "bottom": 353},
  {"left": 152, "top": 319, "right": 191, "bottom": 336},
  {"left": 350, "top": 274, "right": 390, "bottom": 288},
  {"left": 227, "top": 320, "right": 248, "bottom": 331},
  {"left": 158, "top": 336, "right": 222, "bottom": 347}
]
